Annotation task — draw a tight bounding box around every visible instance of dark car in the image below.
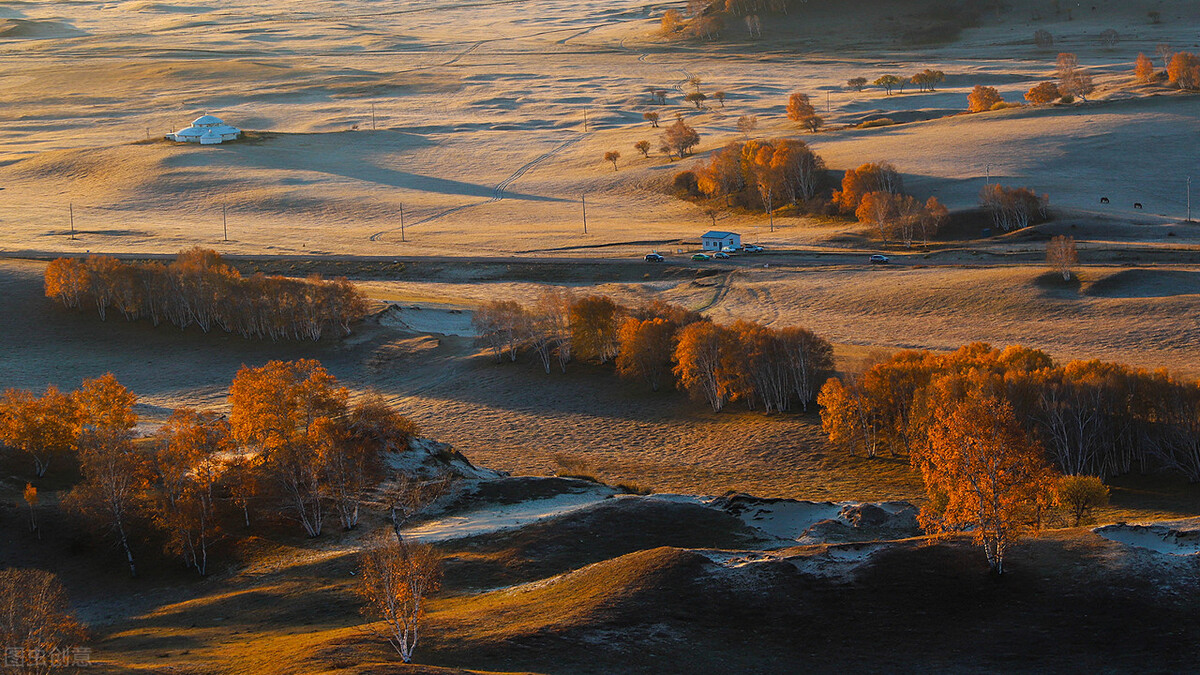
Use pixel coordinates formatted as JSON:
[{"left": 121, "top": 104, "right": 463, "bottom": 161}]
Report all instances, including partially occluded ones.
[
  {"left": 644, "top": 253, "right": 665, "bottom": 262},
  {"left": 870, "top": 254, "right": 890, "bottom": 265}
]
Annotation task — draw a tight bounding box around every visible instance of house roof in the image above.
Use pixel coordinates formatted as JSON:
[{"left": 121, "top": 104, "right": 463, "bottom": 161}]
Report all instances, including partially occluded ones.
[
  {"left": 193, "top": 114, "right": 225, "bottom": 126},
  {"left": 701, "top": 230, "right": 739, "bottom": 239}
]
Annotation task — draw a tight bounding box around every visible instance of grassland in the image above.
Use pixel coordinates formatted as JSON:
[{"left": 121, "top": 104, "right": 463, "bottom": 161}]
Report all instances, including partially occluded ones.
[{"left": 4, "top": 0, "right": 1200, "bottom": 672}]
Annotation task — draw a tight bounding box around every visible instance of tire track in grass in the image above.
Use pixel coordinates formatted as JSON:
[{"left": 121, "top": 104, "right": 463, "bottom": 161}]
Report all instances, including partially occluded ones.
[{"left": 368, "top": 135, "right": 584, "bottom": 242}]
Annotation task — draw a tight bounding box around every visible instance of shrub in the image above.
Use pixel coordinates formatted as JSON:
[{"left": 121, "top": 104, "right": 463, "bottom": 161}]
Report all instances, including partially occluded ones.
[
  {"left": 1056, "top": 475, "right": 1109, "bottom": 526},
  {"left": 859, "top": 118, "right": 896, "bottom": 129},
  {"left": 967, "top": 84, "right": 1003, "bottom": 112}
]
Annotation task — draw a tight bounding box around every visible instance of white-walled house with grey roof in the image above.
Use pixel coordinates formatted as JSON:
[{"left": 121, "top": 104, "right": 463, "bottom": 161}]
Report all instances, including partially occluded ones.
[{"left": 167, "top": 114, "right": 241, "bottom": 145}]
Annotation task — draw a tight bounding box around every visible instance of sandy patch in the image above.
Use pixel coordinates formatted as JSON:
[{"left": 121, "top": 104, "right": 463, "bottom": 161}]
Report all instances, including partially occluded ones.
[
  {"left": 1094, "top": 523, "right": 1200, "bottom": 556},
  {"left": 403, "top": 483, "right": 617, "bottom": 543}
]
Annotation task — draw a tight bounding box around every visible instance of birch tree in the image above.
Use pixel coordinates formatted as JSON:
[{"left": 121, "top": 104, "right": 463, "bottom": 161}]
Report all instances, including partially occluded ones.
[
  {"left": 915, "top": 381, "right": 1056, "bottom": 574},
  {"left": 357, "top": 532, "right": 442, "bottom": 664}
]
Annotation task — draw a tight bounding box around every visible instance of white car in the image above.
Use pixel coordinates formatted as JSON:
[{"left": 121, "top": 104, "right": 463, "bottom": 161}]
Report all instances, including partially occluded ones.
[
  {"left": 743, "top": 244, "right": 763, "bottom": 253},
  {"left": 713, "top": 251, "right": 730, "bottom": 259}
]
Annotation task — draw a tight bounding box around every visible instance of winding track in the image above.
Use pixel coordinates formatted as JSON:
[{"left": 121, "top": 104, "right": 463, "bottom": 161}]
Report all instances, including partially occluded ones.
[{"left": 367, "top": 134, "right": 584, "bottom": 242}]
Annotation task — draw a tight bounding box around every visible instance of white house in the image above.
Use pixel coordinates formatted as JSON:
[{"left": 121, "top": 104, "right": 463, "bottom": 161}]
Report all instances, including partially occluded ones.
[
  {"left": 167, "top": 114, "right": 241, "bottom": 145},
  {"left": 701, "top": 230, "right": 741, "bottom": 251}
]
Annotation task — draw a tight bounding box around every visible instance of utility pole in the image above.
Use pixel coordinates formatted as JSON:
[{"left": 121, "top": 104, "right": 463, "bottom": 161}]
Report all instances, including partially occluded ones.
[
  {"left": 826, "top": 91, "right": 830, "bottom": 114},
  {"left": 985, "top": 163, "right": 992, "bottom": 187},
  {"left": 581, "top": 194, "right": 587, "bottom": 234},
  {"left": 222, "top": 204, "right": 228, "bottom": 241},
  {"left": 1189, "top": 176, "right": 1193, "bottom": 222},
  {"left": 371, "top": 103, "right": 377, "bottom": 131},
  {"left": 583, "top": 110, "right": 589, "bottom": 133},
  {"left": 400, "top": 203, "right": 406, "bottom": 242},
  {"left": 69, "top": 203, "right": 75, "bottom": 240}
]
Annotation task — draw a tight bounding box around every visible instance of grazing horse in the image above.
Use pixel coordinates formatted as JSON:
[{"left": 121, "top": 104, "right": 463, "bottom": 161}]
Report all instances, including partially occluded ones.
[
  {"left": 1134, "top": 203, "right": 1143, "bottom": 209},
  {"left": 1100, "top": 197, "right": 1110, "bottom": 204}
]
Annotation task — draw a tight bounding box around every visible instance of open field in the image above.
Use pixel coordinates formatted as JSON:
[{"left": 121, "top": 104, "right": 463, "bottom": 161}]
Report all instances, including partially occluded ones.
[
  {"left": 5, "top": 0, "right": 1200, "bottom": 672},
  {"left": 0, "top": 0, "right": 1198, "bottom": 257}
]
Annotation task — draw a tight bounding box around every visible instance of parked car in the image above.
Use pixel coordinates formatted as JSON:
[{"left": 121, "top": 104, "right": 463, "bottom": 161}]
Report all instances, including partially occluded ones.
[
  {"left": 644, "top": 253, "right": 665, "bottom": 262},
  {"left": 721, "top": 245, "right": 738, "bottom": 253},
  {"left": 743, "top": 244, "right": 763, "bottom": 253},
  {"left": 870, "top": 254, "right": 890, "bottom": 265},
  {"left": 713, "top": 251, "right": 730, "bottom": 259},
  {"left": 691, "top": 253, "right": 711, "bottom": 261}
]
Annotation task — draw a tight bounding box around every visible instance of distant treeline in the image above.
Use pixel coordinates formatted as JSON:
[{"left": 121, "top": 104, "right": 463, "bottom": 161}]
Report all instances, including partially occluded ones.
[
  {"left": 820, "top": 343, "right": 1200, "bottom": 482},
  {"left": 44, "top": 248, "right": 369, "bottom": 341},
  {"left": 473, "top": 292, "right": 834, "bottom": 413}
]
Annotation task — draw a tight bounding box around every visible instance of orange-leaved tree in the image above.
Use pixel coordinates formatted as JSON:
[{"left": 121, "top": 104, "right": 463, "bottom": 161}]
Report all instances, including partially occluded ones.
[
  {"left": 786, "top": 91, "right": 822, "bottom": 132},
  {"left": 674, "top": 321, "right": 738, "bottom": 411},
  {"left": 153, "top": 408, "right": 230, "bottom": 575},
  {"left": 65, "top": 374, "right": 146, "bottom": 577},
  {"left": 1024, "top": 81, "right": 1060, "bottom": 104},
  {"left": 0, "top": 386, "right": 80, "bottom": 477},
  {"left": 913, "top": 376, "right": 1056, "bottom": 574},
  {"left": 569, "top": 295, "right": 624, "bottom": 364},
  {"left": 1134, "top": 53, "right": 1156, "bottom": 84},
  {"left": 833, "top": 162, "right": 903, "bottom": 213},
  {"left": 1168, "top": 51, "right": 1200, "bottom": 90},
  {"left": 967, "top": 84, "right": 1003, "bottom": 112},
  {"left": 615, "top": 317, "right": 678, "bottom": 392},
  {"left": 229, "top": 359, "right": 348, "bottom": 537}
]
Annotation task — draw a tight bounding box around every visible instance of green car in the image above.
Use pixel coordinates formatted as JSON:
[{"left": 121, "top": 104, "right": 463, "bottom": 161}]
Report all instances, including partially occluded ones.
[{"left": 691, "top": 253, "right": 711, "bottom": 261}]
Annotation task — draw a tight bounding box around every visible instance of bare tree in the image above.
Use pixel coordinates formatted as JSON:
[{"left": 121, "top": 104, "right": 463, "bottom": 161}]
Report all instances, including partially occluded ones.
[
  {"left": 1099, "top": 28, "right": 1119, "bottom": 48},
  {"left": 713, "top": 91, "right": 726, "bottom": 107},
  {"left": 1157, "top": 43, "right": 1173, "bottom": 73},
  {"left": 736, "top": 115, "right": 758, "bottom": 137},
  {"left": 357, "top": 531, "right": 442, "bottom": 664},
  {"left": 385, "top": 474, "right": 456, "bottom": 541},
  {"left": 643, "top": 111, "right": 660, "bottom": 128},
  {"left": 1046, "top": 235, "right": 1078, "bottom": 280},
  {"left": 685, "top": 91, "right": 707, "bottom": 109},
  {"left": 634, "top": 140, "right": 651, "bottom": 157},
  {"left": 473, "top": 300, "right": 525, "bottom": 362},
  {"left": 847, "top": 77, "right": 868, "bottom": 92},
  {"left": 662, "top": 118, "right": 700, "bottom": 157},
  {"left": 0, "top": 569, "right": 86, "bottom": 674},
  {"left": 1034, "top": 29, "right": 1054, "bottom": 49}
]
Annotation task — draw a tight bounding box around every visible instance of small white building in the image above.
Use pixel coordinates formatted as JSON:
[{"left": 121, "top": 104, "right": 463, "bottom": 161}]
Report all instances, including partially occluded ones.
[
  {"left": 167, "top": 114, "right": 241, "bottom": 145},
  {"left": 701, "top": 230, "right": 741, "bottom": 251}
]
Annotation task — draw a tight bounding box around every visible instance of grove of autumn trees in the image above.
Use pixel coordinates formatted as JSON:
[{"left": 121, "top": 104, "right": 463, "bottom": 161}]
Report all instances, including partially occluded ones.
[
  {"left": 816, "top": 342, "right": 1200, "bottom": 571},
  {"left": 1, "top": 362, "right": 421, "bottom": 577},
  {"left": 818, "top": 342, "right": 1200, "bottom": 481},
  {"left": 684, "top": 138, "right": 827, "bottom": 215},
  {"left": 473, "top": 292, "right": 834, "bottom": 414},
  {"left": 1134, "top": 45, "right": 1200, "bottom": 89},
  {"left": 835, "top": 162, "right": 948, "bottom": 246},
  {"left": 980, "top": 184, "right": 1050, "bottom": 231},
  {"left": 45, "top": 248, "right": 369, "bottom": 341}
]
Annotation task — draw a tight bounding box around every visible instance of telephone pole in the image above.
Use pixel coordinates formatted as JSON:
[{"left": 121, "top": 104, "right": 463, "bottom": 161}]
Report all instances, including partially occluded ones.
[
  {"left": 222, "top": 204, "right": 228, "bottom": 241},
  {"left": 1188, "top": 176, "right": 1193, "bottom": 222},
  {"left": 985, "top": 164, "right": 991, "bottom": 186},
  {"left": 69, "top": 203, "right": 76, "bottom": 240},
  {"left": 581, "top": 194, "right": 587, "bottom": 234},
  {"left": 400, "top": 203, "right": 406, "bottom": 241},
  {"left": 583, "top": 110, "right": 589, "bottom": 133},
  {"left": 371, "top": 103, "right": 377, "bottom": 131}
]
